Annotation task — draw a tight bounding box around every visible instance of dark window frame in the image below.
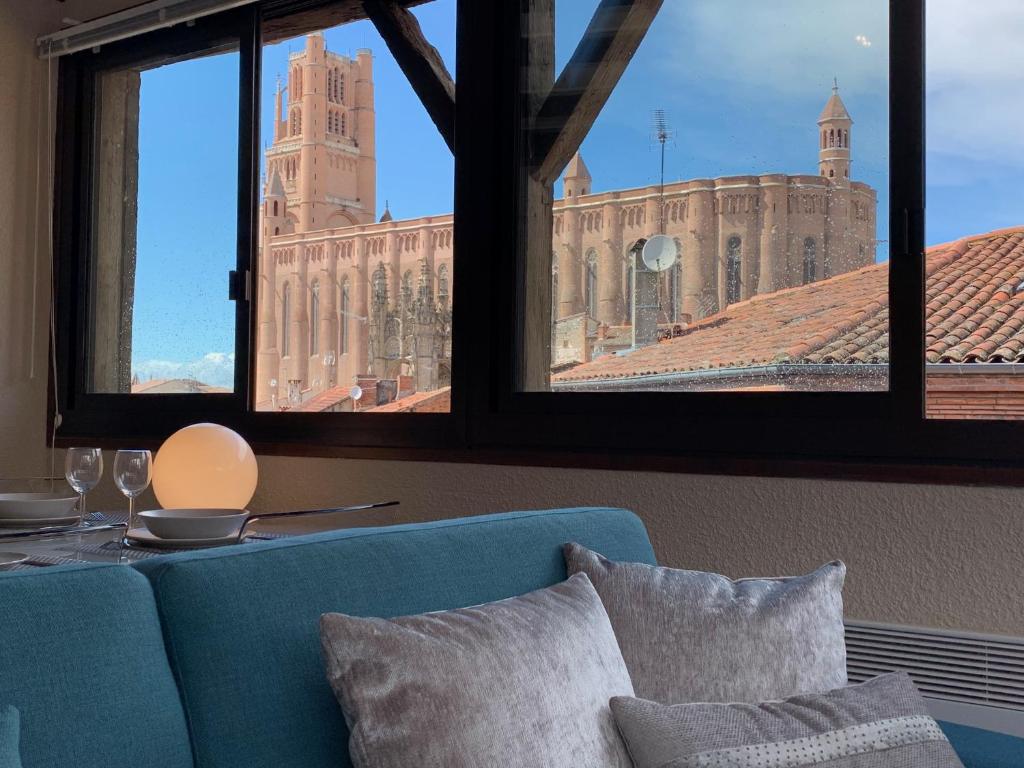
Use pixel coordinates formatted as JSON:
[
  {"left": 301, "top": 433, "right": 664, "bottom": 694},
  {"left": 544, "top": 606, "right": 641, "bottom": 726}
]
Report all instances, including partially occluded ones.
[
  {"left": 50, "top": 0, "right": 1024, "bottom": 481},
  {"left": 52, "top": 1, "right": 464, "bottom": 452}
]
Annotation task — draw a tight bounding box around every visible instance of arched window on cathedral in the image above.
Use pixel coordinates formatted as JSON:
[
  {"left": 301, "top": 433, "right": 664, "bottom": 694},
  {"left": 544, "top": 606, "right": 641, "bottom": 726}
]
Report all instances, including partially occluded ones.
[
  {"left": 829, "top": 129, "right": 835, "bottom": 147},
  {"left": 310, "top": 280, "right": 320, "bottom": 357},
  {"left": 803, "top": 238, "right": 817, "bottom": 285},
  {"left": 438, "top": 264, "right": 450, "bottom": 305},
  {"left": 551, "top": 262, "right": 559, "bottom": 321},
  {"left": 625, "top": 263, "right": 634, "bottom": 320},
  {"left": 273, "top": 200, "right": 278, "bottom": 216},
  {"left": 338, "top": 74, "right": 345, "bottom": 103},
  {"left": 822, "top": 131, "right": 827, "bottom": 149},
  {"left": 340, "top": 112, "right": 346, "bottom": 136},
  {"left": 726, "top": 236, "right": 742, "bottom": 305},
  {"left": 291, "top": 109, "right": 301, "bottom": 136},
  {"left": 670, "top": 261, "right": 682, "bottom": 321},
  {"left": 281, "top": 282, "right": 291, "bottom": 357},
  {"left": 340, "top": 279, "right": 350, "bottom": 355},
  {"left": 829, "top": 169, "right": 835, "bottom": 178},
  {"left": 584, "top": 251, "right": 598, "bottom": 318},
  {"left": 844, "top": 130, "right": 849, "bottom": 148}
]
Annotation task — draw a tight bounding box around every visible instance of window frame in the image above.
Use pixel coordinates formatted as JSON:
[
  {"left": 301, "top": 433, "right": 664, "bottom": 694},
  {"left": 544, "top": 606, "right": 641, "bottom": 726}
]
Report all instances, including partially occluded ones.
[
  {"left": 52, "top": 0, "right": 464, "bottom": 451},
  {"left": 50, "top": 0, "right": 1024, "bottom": 480}
]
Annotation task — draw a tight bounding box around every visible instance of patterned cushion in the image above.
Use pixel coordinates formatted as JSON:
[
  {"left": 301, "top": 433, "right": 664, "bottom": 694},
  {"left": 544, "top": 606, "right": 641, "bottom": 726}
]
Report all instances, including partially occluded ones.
[
  {"left": 611, "top": 672, "right": 964, "bottom": 768},
  {"left": 320, "top": 573, "right": 635, "bottom": 767},
  {"left": 0, "top": 706, "right": 21, "bottom": 768},
  {"left": 565, "top": 543, "right": 847, "bottom": 704}
]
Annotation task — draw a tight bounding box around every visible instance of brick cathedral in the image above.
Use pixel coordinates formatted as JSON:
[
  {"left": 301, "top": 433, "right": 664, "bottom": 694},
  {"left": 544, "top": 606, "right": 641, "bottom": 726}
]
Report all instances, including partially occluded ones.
[{"left": 256, "top": 34, "right": 877, "bottom": 410}]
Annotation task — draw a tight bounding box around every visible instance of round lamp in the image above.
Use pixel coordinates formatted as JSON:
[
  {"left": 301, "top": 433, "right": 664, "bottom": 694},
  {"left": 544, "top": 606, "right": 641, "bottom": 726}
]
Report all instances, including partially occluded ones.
[{"left": 152, "top": 423, "right": 258, "bottom": 510}]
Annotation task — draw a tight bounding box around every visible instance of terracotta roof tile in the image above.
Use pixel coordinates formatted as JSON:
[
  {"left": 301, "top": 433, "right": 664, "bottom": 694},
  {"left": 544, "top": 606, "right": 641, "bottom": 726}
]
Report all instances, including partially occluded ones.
[{"left": 554, "top": 226, "right": 1024, "bottom": 384}]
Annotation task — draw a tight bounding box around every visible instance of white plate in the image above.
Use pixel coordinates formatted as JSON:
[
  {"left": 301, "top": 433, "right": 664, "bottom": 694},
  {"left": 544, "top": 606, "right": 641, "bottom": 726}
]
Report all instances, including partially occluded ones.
[
  {"left": 0, "top": 551, "right": 29, "bottom": 568},
  {"left": 0, "top": 515, "right": 81, "bottom": 529},
  {"left": 125, "top": 528, "right": 242, "bottom": 549},
  {"left": 0, "top": 493, "right": 79, "bottom": 520}
]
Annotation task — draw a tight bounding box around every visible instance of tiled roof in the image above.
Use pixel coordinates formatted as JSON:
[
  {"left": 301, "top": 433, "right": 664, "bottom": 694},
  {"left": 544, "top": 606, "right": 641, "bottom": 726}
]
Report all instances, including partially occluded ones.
[
  {"left": 554, "top": 227, "right": 1024, "bottom": 385},
  {"left": 365, "top": 387, "right": 451, "bottom": 413},
  {"left": 291, "top": 386, "right": 351, "bottom": 412}
]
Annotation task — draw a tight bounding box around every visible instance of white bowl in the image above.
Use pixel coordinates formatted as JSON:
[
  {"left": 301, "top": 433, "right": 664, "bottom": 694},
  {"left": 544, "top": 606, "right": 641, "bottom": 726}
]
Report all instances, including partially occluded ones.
[
  {"left": 0, "top": 493, "right": 79, "bottom": 520},
  {"left": 137, "top": 509, "right": 249, "bottom": 540}
]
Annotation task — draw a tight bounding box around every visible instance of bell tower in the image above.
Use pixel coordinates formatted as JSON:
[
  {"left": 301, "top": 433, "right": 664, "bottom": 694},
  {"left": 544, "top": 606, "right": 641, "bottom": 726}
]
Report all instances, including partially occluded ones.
[
  {"left": 818, "top": 79, "right": 852, "bottom": 185},
  {"left": 265, "top": 33, "right": 376, "bottom": 235}
]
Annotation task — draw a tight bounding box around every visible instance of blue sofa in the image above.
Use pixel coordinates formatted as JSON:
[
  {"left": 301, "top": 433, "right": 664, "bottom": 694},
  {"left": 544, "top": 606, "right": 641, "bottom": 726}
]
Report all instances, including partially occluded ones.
[{"left": 0, "top": 506, "right": 1019, "bottom": 767}]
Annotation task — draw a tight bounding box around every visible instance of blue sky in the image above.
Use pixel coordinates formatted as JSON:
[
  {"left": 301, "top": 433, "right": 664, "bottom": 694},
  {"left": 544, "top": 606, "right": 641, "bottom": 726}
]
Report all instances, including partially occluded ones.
[{"left": 130, "top": 0, "right": 1022, "bottom": 387}]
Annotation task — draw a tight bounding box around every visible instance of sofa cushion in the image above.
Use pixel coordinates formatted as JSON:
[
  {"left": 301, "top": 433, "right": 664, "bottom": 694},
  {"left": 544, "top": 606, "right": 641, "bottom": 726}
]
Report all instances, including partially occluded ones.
[
  {"left": 321, "top": 573, "right": 634, "bottom": 767},
  {"left": 611, "top": 672, "right": 963, "bottom": 768},
  {"left": 0, "top": 705, "right": 21, "bottom": 768},
  {"left": 0, "top": 565, "right": 193, "bottom": 768},
  {"left": 566, "top": 543, "right": 847, "bottom": 704},
  {"left": 133, "top": 506, "right": 656, "bottom": 768}
]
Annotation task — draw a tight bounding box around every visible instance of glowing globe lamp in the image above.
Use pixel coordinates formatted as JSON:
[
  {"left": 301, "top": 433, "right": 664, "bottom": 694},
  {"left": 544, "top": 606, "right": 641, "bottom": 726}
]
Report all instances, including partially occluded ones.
[{"left": 152, "top": 423, "right": 258, "bottom": 510}]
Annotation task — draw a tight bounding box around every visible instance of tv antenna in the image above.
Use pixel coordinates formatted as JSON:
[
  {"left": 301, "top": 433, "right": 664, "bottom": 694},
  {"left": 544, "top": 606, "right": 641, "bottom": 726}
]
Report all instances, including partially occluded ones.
[{"left": 652, "top": 109, "right": 674, "bottom": 235}]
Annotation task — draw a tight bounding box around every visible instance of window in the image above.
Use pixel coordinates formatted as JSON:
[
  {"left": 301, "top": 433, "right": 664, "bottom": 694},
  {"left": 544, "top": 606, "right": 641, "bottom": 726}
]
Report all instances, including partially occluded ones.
[
  {"left": 280, "top": 282, "right": 291, "bottom": 358},
  {"left": 924, "top": 0, "right": 1024, "bottom": 423},
  {"left": 53, "top": 0, "right": 1024, "bottom": 475},
  {"left": 309, "top": 279, "right": 320, "bottom": 357},
  {"left": 254, "top": 9, "right": 455, "bottom": 413},
  {"left": 726, "top": 237, "right": 742, "bottom": 306},
  {"left": 625, "top": 264, "right": 634, "bottom": 321},
  {"left": 670, "top": 261, "right": 682, "bottom": 322},
  {"left": 86, "top": 28, "right": 240, "bottom": 395},
  {"left": 803, "top": 238, "right": 817, "bottom": 284},
  {"left": 340, "top": 279, "right": 351, "bottom": 356},
  {"left": 584, "top": 251, "right": 598, "bottom": 318},
  {"left": 551, "top": 263, "right": 559, "bottom": 323},
  {"left": 515, "top": 0, "right": 888, "bottom": 399}
]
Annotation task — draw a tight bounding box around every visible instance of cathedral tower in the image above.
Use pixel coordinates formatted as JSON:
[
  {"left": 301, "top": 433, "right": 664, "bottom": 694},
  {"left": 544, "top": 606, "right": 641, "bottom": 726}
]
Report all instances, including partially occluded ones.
[
  {"left": 818, "top": 80, "right": 852, "bottom": 185},
  {"left": 264, "top": 33, "right": 376, "bottom": 234},
  {"left": 563, "top": 152, "right": 592, "bottom": 199}
]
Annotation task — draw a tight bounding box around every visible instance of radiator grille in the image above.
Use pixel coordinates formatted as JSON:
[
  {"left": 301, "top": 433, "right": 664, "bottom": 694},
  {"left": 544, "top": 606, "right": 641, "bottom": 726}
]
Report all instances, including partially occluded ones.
[{"left": 845, "top": 621, "right": 1024, "bottom": 711}]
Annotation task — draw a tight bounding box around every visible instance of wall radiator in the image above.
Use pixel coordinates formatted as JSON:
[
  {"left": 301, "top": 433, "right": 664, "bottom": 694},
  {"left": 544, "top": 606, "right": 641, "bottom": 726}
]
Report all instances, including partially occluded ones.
[{"left": 846, "top": 620, "right": 1024, "bottom": 737}]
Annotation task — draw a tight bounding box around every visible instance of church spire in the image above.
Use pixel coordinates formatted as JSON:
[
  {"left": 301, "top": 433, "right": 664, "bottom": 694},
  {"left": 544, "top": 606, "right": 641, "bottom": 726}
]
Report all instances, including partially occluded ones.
[
  {"left": 818, "top": 82, "right": 852, "bottom": 184},
  {"left": 563, "top": 152, "right": 592, "bottom": 199}
]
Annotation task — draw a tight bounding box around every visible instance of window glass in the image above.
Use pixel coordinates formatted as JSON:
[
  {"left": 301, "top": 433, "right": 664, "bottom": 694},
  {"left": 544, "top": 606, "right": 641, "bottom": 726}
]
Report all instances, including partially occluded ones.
[
  {"left": 90, "top": 46, "right": 239, "bottom": 394},
  {"left": 924, "top": 2, "right": 1024, "bottom": 421},
  {"left": 521, "top": 1, "right": 890, "bottom": 394},
  {"left": 255, "top": 2, "right": 455, "bottom": 412}
]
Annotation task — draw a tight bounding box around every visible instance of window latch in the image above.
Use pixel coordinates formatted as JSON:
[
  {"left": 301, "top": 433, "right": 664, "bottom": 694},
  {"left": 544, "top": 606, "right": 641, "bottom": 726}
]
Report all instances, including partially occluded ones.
[{"left": 228, "top": 270, "right": 250, "bottom": 302}]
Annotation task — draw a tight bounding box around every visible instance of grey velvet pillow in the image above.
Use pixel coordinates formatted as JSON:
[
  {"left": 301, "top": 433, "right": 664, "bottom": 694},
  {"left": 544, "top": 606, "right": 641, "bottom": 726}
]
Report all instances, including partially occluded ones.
[
  {"left": 564, "top": 543, "right": 847, "bottom": 704},
  {"left": 611, "top": 672, "right": 964, "bottom": 768},
  {"left": 0, "top": 705, "right": 21, "bottom": 768},
  {"left": 320, "top": 572, "right": 635, "bottom": 768}
]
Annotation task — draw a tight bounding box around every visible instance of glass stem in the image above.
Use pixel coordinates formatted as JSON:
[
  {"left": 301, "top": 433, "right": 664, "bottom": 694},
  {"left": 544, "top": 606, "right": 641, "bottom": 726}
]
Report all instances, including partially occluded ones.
[
  {"left": 80, "top": 491, "right": 87, "bottom": 521},
  {"left": 128, "top": 496, "right": 134, "bottom": 531}
]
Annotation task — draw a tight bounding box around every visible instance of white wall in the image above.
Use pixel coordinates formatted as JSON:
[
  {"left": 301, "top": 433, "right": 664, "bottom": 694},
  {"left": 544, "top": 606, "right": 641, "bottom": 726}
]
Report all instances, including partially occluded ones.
[{"left": 3, "top": 0, "right": 1022, "bottom": 638}]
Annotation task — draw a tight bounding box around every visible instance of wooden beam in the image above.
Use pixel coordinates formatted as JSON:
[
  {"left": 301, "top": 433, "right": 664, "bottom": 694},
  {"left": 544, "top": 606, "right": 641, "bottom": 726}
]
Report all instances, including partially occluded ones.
[
  {"left": 363, "top": 0, "right": 456, "bottom": 154},
  {"left": 262, "top": 0, "right": 433, "bottom": 45},
  {"left": 530, "top": 0, "right": 663, "bottom": 183},
  {"left": 519, "top": 0, "right": 556, "bottom": 392}
]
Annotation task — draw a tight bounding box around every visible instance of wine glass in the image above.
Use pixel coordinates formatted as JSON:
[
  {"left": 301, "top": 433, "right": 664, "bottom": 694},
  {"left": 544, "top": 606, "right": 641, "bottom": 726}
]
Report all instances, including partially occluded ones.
[
  {"left": 65, "top": 448, "right": 103, "bottom": 523},
  {"left": 113, "top": 450, "right": 152, "bottom": 532}
]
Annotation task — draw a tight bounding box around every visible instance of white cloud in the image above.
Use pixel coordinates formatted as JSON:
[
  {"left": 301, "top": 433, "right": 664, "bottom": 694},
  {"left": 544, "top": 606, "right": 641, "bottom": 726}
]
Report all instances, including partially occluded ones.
[
  {"left": 132, "top": 352, "right": 236, "bottom": 389},
  {"left": 661, "top": 1, "right": 888, "bottom": 96},
  {"left": 926, "top": 0, "right": 1024, "bottom": 166}
]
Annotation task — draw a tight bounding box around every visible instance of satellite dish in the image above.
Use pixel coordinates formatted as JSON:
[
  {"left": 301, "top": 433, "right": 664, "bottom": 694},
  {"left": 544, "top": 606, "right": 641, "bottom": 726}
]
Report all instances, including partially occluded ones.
[
  {"left": 350, "top": 385, "right": 363, "bottom": 401},
  {"left": 641, "top": 235, "right": 679, "bottom": 272}
]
